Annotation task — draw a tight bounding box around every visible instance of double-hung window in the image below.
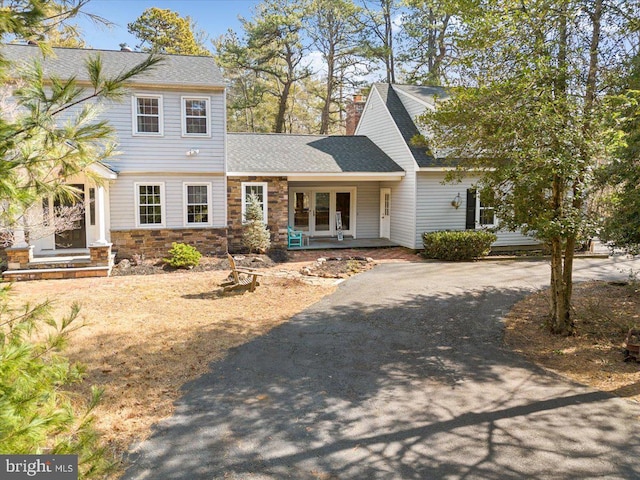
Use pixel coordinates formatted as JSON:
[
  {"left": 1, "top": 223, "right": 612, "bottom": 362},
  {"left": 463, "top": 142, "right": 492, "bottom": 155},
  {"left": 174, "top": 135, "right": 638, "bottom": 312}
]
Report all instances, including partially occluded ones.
[
  {"left": 133, "top": 95, "right": 163, "bottom": 135},
  {"left": 241, "top": 182, "right": 268, "bottom": 224},
  {"left": 476, "top": 191, "right": 497, "bottom": 228},
  {"left": 135, "top": 183, "right": 165, "bottom": 227},
  {"left": 184, "top": 183, "right": 211, "bottom": 225},
  {"left": 182, "top": 96, "right": 210, "bottom": 136},
  {"left": 466, "top": 188, "right": 498, "bottom": 230}
]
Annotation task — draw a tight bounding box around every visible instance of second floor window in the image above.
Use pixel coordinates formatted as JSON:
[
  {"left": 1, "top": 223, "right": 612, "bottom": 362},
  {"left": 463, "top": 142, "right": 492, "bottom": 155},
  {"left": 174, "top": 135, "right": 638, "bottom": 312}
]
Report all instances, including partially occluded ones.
[
  {"left": 182, "top": 97, "right": 210, "bottom": 136},
  {"left": 133, "top": 95, "right": 163, "bottom": 135}
]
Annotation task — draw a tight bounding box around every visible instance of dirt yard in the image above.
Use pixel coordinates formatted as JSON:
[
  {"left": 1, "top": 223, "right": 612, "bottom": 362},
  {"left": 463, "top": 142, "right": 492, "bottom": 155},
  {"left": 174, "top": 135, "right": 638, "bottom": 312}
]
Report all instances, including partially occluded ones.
[
  {"left": 505, "top": 280, "right": 640, "bottom": 403},
  {"left": 8, "top": 249, "right": 640, "bottom": 475},
  {"left": 6, "top": 263, "right": 336, "bottom": 464}
]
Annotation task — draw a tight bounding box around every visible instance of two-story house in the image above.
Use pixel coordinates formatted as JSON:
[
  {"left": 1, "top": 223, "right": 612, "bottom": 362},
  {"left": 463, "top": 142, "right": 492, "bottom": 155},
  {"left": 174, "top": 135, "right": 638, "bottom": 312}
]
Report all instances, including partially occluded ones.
[
  {"left": 1, "top": 45, "right": 538, "bottom": 281},
  {"left": 2, "top": 44, "right": 228, "bottom": 279}
]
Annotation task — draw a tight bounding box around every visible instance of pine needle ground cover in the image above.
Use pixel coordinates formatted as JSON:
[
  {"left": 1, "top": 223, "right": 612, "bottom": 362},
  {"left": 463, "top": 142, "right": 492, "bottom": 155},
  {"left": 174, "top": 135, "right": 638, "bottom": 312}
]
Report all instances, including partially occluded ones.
[
  {"left": 505, "top": 281, "right": 640, "bottom": 403},
  {"left": 7, "top": 266, "right": 335, "bottom": 472}
]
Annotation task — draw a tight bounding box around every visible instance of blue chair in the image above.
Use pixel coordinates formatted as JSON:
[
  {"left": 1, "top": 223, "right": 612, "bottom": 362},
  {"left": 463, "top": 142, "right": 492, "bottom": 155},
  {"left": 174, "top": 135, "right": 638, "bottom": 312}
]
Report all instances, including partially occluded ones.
[{"left": 287, "top": 226, "right": 304, "bottom": 248}]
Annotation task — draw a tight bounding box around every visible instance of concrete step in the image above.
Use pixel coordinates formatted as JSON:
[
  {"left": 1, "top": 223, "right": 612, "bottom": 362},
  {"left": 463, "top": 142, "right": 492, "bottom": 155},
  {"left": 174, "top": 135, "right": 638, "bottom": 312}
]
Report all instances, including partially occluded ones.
[
  {"left": 2, "top": 265, "right": 112, "bottom": 281},
  {"left": 27, "top": 255, "right": 92, "bottom": 269}
]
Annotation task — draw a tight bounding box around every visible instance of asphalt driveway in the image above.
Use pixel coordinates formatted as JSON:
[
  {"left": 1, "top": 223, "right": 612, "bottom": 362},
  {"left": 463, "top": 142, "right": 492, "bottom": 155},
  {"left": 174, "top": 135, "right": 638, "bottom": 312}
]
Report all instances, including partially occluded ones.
[{"left": 124, "top": 256, "right": 640, "bottom": 479}]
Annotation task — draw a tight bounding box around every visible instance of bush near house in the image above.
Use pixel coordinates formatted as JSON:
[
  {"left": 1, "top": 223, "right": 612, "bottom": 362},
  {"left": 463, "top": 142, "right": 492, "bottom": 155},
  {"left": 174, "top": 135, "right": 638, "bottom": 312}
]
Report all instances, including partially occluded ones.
[
  {"left": 164, "top": 242, "right": 202, "bottom": 269},
  {"left": 422, "top": 230, "right": 497, "bottom": 261},
  {"left": 243, "top": 193, "right": 271, "bottom": 253}
]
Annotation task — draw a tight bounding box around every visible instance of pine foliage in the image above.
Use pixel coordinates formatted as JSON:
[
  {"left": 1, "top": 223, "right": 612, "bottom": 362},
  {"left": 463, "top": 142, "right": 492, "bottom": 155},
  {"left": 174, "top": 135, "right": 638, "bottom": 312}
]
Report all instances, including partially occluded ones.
[
  {"left": 242, "top": 193, "right": 271, "bottom": 253},
  {"left": 0, "top": 286, "right": 114, "bottom": 478}
]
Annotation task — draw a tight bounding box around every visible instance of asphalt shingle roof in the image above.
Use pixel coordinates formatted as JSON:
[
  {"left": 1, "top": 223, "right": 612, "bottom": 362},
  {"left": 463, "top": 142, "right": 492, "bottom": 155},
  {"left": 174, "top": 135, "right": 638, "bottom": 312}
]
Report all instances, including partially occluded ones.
[
  {"left": 1, "top": 44, "right": 225, "bottom": 88},
  {"left": 392, "top": 84, "right": 448, "bottom": 107},
  {"left": 374, "top": 83, "right": 449, "bottom": 168},
  {"left": 227, "top": 133, "right": 404, "bottom": 174}
]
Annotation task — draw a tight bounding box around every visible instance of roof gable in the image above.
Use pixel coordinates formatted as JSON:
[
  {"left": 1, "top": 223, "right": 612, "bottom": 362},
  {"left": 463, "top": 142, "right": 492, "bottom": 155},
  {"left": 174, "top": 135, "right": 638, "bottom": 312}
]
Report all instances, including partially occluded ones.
[
  {"left": 0, "top": 44, "right": 225, "bottom": 89},
  {"left": 370, "top": 83, "right": 450, "bottom": 168}
]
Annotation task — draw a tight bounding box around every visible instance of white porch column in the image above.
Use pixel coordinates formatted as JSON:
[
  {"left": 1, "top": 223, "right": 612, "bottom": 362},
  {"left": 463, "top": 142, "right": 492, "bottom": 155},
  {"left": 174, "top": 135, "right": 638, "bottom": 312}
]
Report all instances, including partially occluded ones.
[
  {"left": 92, "top": 185, "right": 109, "bottom": 246},
  {"left": 12, "top": 218, "right": 29, "bottom": 248}
]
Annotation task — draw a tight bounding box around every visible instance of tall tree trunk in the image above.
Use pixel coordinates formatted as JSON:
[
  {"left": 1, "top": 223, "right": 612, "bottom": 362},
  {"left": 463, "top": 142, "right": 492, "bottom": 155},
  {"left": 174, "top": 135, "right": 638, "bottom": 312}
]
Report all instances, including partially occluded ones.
[
  {"left": 546, "top": 2, "right": 574, "bottom": 335},
  {"left": 320, "top": 46, "right": 335, "bottom": 134},
  {"left": 384, "top": 2, "right": 395, "bottom": 84},
  {"left": 549, "top": 0, "right": 602, "bottom": 333},
  {"left": 548, "top": 170, "right": 573, "bottom": 335},
  {"left": 274, "top": 79, "right": 292, "bottom": 133}
]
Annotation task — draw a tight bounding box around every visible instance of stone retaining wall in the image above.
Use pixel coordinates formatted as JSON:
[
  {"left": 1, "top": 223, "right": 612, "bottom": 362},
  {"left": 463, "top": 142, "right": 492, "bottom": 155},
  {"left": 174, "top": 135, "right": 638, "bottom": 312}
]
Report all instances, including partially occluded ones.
[{"left": 111, "top": 228, "right": 227, "bottom": 259}]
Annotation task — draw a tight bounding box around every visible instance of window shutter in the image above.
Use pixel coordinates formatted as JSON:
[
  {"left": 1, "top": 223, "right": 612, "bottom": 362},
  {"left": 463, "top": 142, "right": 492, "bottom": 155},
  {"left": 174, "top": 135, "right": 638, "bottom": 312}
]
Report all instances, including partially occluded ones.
[{"left": 466, "top": 189, "right": 476, "bottom": 230}]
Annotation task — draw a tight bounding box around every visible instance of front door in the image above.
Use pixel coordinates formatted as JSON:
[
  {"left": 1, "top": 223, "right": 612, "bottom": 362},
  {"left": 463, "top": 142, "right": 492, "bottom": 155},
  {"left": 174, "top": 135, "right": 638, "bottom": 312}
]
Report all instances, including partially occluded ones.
[
  {"left": 380, "top": 188, "right": 391, "bottom": 239},
  {"left": 314, "top": 192, "right": 331, "bottom": 233},
  {"left": 54, "top": 184, "right": 87, "bottom": 249}
]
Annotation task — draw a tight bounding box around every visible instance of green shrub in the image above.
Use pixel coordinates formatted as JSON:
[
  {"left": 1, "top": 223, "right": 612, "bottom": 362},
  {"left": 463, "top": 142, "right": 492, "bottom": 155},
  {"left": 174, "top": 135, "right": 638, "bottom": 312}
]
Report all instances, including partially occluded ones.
[
  {"left": 164, "top": 242, "right": 202, "bottom": 268},
  {"left": 422, "top": 230, "right": 497, "bottom": 261},
  {"left": 0, "top": 287, "right": 115, "bottom": 478}
]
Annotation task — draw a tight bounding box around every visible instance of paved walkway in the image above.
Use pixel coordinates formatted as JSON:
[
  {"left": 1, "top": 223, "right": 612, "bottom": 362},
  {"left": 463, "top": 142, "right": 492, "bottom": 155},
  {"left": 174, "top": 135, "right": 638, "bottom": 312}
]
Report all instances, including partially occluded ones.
[{"left": 124, "top": 256, "right": 640, "bottom": 480}]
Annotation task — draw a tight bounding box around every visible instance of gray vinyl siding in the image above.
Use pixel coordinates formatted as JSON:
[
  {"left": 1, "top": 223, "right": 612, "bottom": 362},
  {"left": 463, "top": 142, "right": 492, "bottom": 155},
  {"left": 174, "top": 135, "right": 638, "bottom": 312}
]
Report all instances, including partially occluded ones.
[
  {"left": 101, "top": 90, "right": 225, "bottom": 174},
  {"left": 109, "top": 174, "right": 226, "bottom": 230},
  {"left": 355, "top": 182, "right": 380, "bottom": 239},
  {"left": 288, "top": 182, "right": 380, "bottom": 239},
  {"left": 356, "top": 87, "right": 418, "bottom": 248},
  {"left": 416, "top": 172, "right": 539, "bottom": 247}
]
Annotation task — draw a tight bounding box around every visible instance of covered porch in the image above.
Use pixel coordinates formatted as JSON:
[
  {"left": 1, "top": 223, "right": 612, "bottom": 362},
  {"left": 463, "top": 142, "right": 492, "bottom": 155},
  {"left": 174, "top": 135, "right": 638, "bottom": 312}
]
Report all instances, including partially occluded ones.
[
  {"left": 287, "top": 236, "right": 398, "bottom": 250},
  {"left": 3, "top": 164, "right": 116, "bottom": 281}
]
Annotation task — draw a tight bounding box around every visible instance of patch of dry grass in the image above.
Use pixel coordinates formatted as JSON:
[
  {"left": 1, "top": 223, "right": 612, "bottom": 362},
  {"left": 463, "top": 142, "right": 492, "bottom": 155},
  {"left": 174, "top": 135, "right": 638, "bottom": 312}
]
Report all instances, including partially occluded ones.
[
  {"left": 7, "top": 269, "right": 335, "bottom": 465},
  {"left": 505, "top": 280, "right": 640, "bottom": 402}
]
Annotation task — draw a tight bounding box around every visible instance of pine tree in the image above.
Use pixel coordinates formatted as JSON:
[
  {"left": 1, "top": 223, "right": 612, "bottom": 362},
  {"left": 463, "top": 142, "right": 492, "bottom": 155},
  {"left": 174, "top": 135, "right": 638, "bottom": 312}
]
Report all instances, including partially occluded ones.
[{"left": 242, "top": 193, "right": 271, "bottom": 253}]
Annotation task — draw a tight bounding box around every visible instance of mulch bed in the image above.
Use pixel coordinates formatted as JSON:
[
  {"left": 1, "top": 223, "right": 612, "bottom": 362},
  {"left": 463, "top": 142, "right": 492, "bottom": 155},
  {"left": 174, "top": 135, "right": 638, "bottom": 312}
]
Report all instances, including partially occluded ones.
[{"left": 112, "top": 252, "right": 376, "bottom": 280}]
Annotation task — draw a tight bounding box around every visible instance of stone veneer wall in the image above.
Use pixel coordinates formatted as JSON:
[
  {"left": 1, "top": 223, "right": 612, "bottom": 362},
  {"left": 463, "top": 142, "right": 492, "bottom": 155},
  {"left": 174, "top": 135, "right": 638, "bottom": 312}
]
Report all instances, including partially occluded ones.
[
  {"left": 227, "top": 176, "right": 288, "bottom": 252},
  {"left": 111, "top": 228, "right": 227, "bottom": 259}
]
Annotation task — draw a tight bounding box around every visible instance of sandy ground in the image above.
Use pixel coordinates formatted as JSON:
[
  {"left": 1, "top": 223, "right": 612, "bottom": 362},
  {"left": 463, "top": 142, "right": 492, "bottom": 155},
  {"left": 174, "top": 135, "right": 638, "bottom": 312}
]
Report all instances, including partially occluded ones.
[
  {"left": 505, "top": 280, "right": 640, "bottom": 403},
  {"left": 7, "top": 267, "right": 336, "bottom": 462}
]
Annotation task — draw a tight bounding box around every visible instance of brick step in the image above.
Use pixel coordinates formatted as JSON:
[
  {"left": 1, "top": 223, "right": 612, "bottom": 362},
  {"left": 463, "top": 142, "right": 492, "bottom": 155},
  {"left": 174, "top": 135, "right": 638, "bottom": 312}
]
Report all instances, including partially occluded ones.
[{"left": 2, "top": 265, "right": 112, "bottom": 281}]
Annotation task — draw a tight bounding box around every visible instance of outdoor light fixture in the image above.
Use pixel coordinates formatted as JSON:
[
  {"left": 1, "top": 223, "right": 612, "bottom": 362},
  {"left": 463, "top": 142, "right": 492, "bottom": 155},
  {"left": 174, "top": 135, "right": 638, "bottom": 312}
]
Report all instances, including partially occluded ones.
[
  {"left": 186, "top": 148, "right": 200, "bottom": 157},
  {"left": 451, "top": 193, "right": 462, "bottom": 209}
]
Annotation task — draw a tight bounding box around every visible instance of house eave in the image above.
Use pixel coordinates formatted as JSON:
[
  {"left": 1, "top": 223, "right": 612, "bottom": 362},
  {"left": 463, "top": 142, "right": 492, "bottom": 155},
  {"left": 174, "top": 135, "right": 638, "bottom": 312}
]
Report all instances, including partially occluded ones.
[
  {"left": 89, "top": 162, "right": 118, "bottom": 179},
  {"left": 417, "top": 166, "right": 459, "bottom": 172},
  {"left": 42, "top": 79, "right": 226, "bottom": 92},
  {"left": 417, "top": 166, "right": 493, "bottom": 173},
  {"left": 227, "top": 172, "right": 405, "bottom": 182}
]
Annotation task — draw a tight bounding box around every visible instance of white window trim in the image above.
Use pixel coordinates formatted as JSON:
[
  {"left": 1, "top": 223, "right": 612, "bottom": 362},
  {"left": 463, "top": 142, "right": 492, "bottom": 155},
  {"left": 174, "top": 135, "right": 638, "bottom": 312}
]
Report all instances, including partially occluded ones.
[
  {"left": 134, "top": 182, "right": 166, "bottom": 228},
  {"left": 475, "top": 194, "right": 498, "bottom": 229},
  {"left": 183, "top": 182, "right": 213, "bottom": 226},
  {"left": 241, "top": 182, "right": 268, "bottom": 224},
  {"left": 181, "top": 96, "right": 211, "bottom": 137},
  {"left": 132, "top": 94, "right": 164, "bottom": 136}
]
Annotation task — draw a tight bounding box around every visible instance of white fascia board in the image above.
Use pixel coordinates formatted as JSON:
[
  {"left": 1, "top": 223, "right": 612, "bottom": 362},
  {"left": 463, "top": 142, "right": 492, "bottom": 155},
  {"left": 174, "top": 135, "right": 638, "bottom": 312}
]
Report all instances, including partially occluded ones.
[
  {"left": 417, "top": 166, "right": 459, "bottom": 172},
  {"left": 417, "top": 166, "right": 494, "bottom": 172},
  {"left": 118, "top": 171, "right": 225, "bottom": 177},
  {"left": 89, "top": 162, "right": 118, "bottom": 179},
  {"left": 62, "top": 79, "right": 225, "bottom": 92},
  {"left": 228, "top": 172, "right": 405, "bottom": 182}
]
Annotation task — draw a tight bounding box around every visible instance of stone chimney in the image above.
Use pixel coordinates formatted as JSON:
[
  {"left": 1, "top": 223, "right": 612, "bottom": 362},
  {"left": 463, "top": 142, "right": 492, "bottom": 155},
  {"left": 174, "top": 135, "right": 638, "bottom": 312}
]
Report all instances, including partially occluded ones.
[{"left": 345, "top": 94, "right": 367, "bottom": 135}]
